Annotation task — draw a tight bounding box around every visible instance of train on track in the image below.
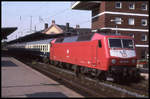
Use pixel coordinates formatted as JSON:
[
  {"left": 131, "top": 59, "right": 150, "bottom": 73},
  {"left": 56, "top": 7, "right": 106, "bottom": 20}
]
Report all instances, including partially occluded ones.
[{"left": 7, "top": 32, "right": 140, "bottom": 82}]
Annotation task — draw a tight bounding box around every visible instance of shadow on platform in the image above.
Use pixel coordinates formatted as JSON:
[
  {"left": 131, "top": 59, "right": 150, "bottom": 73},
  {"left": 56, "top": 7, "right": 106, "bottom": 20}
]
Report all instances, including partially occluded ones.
[
  {"left": 1, "top": 60, "right": 18, "bottom": 67},
  {"left": 26, "top": 92, "right": 68, "bottom": 98}
]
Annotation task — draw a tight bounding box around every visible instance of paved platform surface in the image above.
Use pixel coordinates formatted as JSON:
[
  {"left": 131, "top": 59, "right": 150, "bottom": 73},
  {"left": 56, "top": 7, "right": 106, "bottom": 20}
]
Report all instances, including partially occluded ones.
[{"left": 1, "top": 57, "right": 83, "bottom": 98}]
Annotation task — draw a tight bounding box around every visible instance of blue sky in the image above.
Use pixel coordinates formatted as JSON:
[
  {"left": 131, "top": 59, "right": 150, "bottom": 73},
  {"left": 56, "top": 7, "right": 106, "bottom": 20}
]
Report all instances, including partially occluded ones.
[{"left": 2, "top": 1, "right": 91, "bottom": 41}]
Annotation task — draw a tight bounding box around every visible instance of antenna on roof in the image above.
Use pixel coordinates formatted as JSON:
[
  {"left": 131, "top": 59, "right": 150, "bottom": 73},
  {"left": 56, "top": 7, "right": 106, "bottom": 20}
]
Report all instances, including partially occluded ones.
[
  {"left": 66, "top": 23, "right": 69, "bottom": 32},
  {"left": 30, "top": 16, "right": 32, "bottom": 32}
]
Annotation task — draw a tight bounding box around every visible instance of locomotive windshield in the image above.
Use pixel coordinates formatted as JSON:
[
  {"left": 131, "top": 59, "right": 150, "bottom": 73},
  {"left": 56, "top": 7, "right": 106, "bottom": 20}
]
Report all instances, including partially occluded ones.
[
  {"left": 122, "top": 39, "right": 134, "bottom": 49},
  {"left": 109, "top": 38, "right": 134, "bottom": 49},
  {"left": 109, "top": 39, "right": 122, "bottom": 48}
]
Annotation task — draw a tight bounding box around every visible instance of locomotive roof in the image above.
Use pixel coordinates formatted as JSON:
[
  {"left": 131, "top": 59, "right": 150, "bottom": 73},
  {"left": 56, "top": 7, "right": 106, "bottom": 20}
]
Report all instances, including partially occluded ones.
[
  {"left": 54, "top": 32, "right": 133, "bottom": 43},
  {"left": 55, "top": 33, "right": 95, "bottom": 43}
]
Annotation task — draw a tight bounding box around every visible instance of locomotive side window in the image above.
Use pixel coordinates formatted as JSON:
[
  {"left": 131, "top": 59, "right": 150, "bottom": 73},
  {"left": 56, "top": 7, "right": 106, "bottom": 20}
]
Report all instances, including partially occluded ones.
[
  {"left": 55, "top": 38, "right": 64, "bottom": 43},
  {"left": 98, "top": 40, "right": 102, "bottom": 48},
  {"left": 109, "top": 39, "right": 122, "bottom": 48},
  {"left": 77, "top": 33, "right": 94, "bottom": 41},
  {"left": 63, "top": 36, "right": 78, "bottom": 43}
]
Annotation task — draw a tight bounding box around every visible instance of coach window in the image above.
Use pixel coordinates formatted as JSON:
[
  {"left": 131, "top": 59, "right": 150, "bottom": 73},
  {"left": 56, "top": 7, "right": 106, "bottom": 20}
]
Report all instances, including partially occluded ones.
[
  {"left": 43, "top": 45, "right": 45, "bottom": 51},
  {"left": 44, "top": 45, "right": 46, "bottom": 51},
  {"left": 46, "top": 45, "right": 48, "bottom": 51},
  {"left": 41, "top": 45, "right": 42, "bottom": 50},
  {"left": 40, "top": 45, "right": 42, "bottom": 49}
]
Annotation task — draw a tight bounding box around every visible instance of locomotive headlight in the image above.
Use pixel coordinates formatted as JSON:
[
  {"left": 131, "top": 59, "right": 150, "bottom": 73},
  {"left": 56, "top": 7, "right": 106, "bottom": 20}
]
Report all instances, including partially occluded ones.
[
  {"left": 111, "top": 59, "right": 116, "bottom": 64},
  {"left": 132, "top": 59, "right": 136, "bottom": 64}
]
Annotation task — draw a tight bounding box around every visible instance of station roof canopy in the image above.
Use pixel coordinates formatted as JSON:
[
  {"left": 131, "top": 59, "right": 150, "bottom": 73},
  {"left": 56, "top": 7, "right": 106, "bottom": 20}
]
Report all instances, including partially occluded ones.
[
  {"left": 7, "top": 30, "right": 78, "bottom": 44},
  {"left": 1, "top": 27, "right": 17, "bottom": 39},
  {"left": 7, "top": 27, "right": 91, "bottom": 44}
]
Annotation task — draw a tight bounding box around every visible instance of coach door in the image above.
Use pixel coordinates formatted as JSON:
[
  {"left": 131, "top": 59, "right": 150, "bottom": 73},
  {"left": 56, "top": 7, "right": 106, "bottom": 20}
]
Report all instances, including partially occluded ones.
[{"left": 50, "top": 43, "right": 53, "bottom": 60}]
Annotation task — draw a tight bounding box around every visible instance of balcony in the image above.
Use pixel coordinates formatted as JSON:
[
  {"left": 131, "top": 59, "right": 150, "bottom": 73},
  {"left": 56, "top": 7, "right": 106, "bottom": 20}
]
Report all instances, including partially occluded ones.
[{"left": 71, "top": 1, "right": 101, "bottom": 10}]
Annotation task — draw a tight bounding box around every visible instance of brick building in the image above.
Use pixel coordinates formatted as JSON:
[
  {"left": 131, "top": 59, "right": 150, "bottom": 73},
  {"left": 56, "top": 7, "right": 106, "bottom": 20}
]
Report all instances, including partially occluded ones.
[{"left": 71, "top": 1, "right": 149, "bottom": 60}]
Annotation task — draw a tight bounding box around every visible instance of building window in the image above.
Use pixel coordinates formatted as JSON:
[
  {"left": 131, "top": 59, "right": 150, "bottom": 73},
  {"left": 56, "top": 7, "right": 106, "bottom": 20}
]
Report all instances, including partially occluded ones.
[
  {"left": 141, "top": 34, "right": 147, "bottom": 41},
  {"left": 115, "top": 2, "right": 122, "bottom": 8},
  {"left": 141, "top": 3, "right": 147, "bottom": 10},
  {"left": 115, "top": 17, "right": 122, "bottom": 24},
  {"left": 129, "top": 33, "right": 134, "bottom": 38},
  {"left": 128, "top": 18, "right": 134, "bottom": 25},
  {"left": 129, "top": 3, "right": 135, "bottom": 9},
  {"left": 141, "top": 19, "right": 147, "bottom": 26},
  {"left": 141, "top": 49, "right": 147, "bottom": 59}
]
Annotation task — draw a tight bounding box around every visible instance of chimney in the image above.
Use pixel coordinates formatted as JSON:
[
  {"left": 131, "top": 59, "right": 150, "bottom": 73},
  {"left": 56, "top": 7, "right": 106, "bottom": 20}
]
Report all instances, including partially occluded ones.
[
  {"left": 52, "top": 20, "right": 55, "bottom": 24},
  {"left": 66, "top": 23, "right": 69, "bottom": 32},
  {"left": 76, "top": 24, "right": 80, "bottom": 29},
  {"left": 44, "top": 23, "right": 48, "bottom": 29}
]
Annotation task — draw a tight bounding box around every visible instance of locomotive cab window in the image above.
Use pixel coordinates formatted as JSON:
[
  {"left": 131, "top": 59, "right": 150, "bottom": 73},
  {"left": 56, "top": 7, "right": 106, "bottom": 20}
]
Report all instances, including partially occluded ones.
[
  {"left": 122, "top": 39, "right": 134, "bottom": 49},
  {"left": 109, "top": 38, "right": 134, "bottom": 49},
  {"left": 109, "top": 39, "right": 122, "bottom": 48},
  {"left": 98, "top": 40, "right": 102, "bottom": 48}
]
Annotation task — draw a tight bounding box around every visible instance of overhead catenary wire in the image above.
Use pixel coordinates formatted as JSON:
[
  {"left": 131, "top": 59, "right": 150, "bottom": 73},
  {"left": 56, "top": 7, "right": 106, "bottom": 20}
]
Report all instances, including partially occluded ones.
[
  {"left": 5, "top": 2, "right": 91, "bottom": 26},
  {"left": 43, "top": 8, "right": 70, "bottom": 24}
]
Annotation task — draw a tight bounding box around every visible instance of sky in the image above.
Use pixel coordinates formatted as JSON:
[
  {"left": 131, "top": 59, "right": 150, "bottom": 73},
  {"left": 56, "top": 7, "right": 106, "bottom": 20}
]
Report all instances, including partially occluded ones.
[{"left": 2, "top": 1, "right": 91, "bottom": 42}]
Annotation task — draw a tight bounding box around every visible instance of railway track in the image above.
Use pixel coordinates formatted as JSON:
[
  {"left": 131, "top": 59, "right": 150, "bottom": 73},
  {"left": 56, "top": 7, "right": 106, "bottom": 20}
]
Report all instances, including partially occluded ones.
[
  {"left": 6, "top": 50, "right": 149, "bottom": 98},
  {"left": 25, "top": 60, "right": 148, "bottom": 97},
  {"left": 39, "top": 62, "right": 149, "bottom": 97},
  {"left": 29, "top": 62, "right": 106, "bottom": 97},
  {"left": 39, "top": 62, "right": 148, "bottom": 97}
]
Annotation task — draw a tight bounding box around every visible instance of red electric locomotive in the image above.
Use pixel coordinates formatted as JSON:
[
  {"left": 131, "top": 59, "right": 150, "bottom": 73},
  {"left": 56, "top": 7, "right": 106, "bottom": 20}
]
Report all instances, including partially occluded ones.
[{"left": 50, "top": 33, "right": 139, "bottom": 81}]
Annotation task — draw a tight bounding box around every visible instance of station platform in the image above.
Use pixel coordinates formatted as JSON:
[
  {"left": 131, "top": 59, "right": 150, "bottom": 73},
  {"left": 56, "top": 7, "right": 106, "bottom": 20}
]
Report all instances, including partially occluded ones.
[{"left": 1, "top": 56, "right": 83, "bottom": 98}]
